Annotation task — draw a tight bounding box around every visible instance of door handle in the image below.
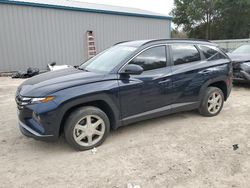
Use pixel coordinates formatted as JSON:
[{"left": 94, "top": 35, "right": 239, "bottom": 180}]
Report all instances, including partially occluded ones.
[
  {"left": 199, "top": 70, "right": 212, "bottom": 74},
  {"left": 158, "top": 79, "right": 171, "bottom": 85}
]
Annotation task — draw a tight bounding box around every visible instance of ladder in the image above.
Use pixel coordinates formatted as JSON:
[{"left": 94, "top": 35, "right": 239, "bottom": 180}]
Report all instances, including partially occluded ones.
[{"left": 86, "top": 31, "right": 97, "bottom": 59}]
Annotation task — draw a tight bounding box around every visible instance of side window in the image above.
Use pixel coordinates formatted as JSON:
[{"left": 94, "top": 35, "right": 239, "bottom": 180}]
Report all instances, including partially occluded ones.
[
  {"left": 198, "top": 45, "right": 227, "bottom": 61},
  {"left": 129, "top": 46, "right": 167, "bottom": 71},
  {"left": 171, "top": 44, "right": 201, "bottom": 65}
]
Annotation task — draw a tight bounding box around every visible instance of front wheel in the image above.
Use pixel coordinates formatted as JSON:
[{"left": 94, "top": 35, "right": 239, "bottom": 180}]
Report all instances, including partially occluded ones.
[
  {"left": 199, "top": 87, "right": 224, "bottom": 117},
  {"left": 64, "top": 106, "right": 110, "bottom": 151}
]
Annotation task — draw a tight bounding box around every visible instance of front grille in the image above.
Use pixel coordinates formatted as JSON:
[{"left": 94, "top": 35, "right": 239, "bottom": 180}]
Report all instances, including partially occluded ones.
[{"left": 16, "top": 95, "right": 31, "bottom": 110}]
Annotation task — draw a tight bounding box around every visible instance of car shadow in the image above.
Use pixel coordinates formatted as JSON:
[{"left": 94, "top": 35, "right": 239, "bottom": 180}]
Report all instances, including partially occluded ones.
[
  {"left": 109, "top": 110, "right": 199, "bottom": 136},
  {"left": 25, "top": 110, "right": 199, "bottom": 153},
  {"left": 23, "top": 135, "right": 74, "bottom": 153}
]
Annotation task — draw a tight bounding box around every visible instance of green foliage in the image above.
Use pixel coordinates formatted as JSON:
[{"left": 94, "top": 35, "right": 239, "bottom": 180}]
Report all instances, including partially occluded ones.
[{"left": 171, "top": 0, "right": 250, "bottom": 39}]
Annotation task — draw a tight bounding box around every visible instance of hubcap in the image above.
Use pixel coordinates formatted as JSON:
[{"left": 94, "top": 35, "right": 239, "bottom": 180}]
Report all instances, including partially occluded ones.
[
  {"left": 207, "top": 92, "right": 222, "bottom": 114},
  {"left": 73, "top": 115, "right": 105, "bottom": 147}
]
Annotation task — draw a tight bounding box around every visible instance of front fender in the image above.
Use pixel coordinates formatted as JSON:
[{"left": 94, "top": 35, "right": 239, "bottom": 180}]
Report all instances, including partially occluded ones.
[{"left": 52, "top": 80, "right": 120, "bottom": 136}]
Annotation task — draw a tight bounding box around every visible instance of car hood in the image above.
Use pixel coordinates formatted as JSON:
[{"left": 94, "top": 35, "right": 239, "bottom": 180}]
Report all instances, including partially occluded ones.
[
  {"left": 18, "top": 68, "right": 108, "bottom": 96},
  {"left": 227, "top": 53, "right": 250, "bottom": 63}
]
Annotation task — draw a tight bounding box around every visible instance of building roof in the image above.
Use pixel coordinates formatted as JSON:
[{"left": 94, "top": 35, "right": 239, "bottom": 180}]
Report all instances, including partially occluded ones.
[{"left": 0, "top": 0, "right": 172, "bottom": 20}]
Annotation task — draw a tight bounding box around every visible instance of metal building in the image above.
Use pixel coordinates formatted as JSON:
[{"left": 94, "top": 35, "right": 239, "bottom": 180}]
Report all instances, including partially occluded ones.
[{"left": 0, "top": 0, "right": 172, "bottom": 72}]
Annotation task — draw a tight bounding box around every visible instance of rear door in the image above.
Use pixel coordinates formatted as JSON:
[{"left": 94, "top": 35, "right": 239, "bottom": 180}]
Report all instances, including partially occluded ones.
[
  {"left": 169, "top": 43, "right": 205, "bottom": 105},
  {"left": 169, "top": 43, "right": 229, "bottom": 107}
]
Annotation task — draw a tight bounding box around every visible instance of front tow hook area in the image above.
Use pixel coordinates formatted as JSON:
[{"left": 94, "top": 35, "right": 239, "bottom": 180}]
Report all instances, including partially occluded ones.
[{"left": 240, "top": 71, "right": 250, "bottom": 81}]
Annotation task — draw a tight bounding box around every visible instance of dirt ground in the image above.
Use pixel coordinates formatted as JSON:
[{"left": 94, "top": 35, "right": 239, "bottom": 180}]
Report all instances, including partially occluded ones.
[{"left": 0, "top": 77, "right": 250, "bottom": 188}]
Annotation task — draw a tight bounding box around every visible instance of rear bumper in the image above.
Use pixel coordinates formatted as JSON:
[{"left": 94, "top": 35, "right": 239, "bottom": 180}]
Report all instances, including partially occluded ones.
[{"left": 19, "top": 120, "right": 57, "bottom": 141}]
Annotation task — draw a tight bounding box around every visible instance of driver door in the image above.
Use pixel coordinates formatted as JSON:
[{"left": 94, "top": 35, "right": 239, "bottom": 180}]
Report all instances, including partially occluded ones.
[{"left": 118, "top": 45, "right": 173, "bottom": 124}]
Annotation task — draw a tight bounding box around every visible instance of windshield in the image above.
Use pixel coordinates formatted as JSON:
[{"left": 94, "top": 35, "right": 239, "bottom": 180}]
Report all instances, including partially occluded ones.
[
  {"left": 232, "top": 45, "right": 250, "bottom": 54},
  {"left": 79, "top": 45, "right": 137, "bottom": 73}
]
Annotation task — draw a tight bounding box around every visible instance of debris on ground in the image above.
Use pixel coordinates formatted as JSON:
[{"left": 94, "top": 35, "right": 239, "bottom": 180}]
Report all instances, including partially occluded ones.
[
  {"left": 233, "top": 144, "right": 239, "bottom": 151},
  {"left": 47, "top": 62, "right": 72, "bottom": 71},
  {"left": 127, "top": 183, "right": 141, "bottom": 188},
  {"left": 11, "top": 61, "right": 73, "bottom": 79},
  {"left": 11, "top": 67, "right": 39, "bottom": 79},
  {"left": 91, "top": 147, "right": 97, "bottom": 154}
]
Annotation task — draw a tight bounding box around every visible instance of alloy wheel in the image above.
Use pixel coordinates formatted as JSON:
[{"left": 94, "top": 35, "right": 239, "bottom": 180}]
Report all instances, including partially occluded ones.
[
  {"left": 73, "top": 115, "right": 105, "bottom": 147},
  {"left": 207, "top": 92, "right": 222, "bottom": 114}
]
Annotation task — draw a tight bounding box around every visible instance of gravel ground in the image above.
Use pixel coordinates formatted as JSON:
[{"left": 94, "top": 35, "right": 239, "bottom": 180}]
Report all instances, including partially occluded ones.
[{"left": 0, "top": 77, "right": 250, "bottom": 188}]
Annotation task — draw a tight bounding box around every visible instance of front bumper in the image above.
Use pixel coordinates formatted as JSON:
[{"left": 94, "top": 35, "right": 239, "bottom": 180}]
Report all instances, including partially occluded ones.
[
  {"left": 19, "top": 120, "right": 57, "bottom": 141},
  {"left": 233, "top": 62, "right": 250, "bottom": 82},
  {"left": 16, "top": 98, "right": 61, "bottom": 142},
  {"left": 233, "top": 70, "right": 250, "bottom": 82}
]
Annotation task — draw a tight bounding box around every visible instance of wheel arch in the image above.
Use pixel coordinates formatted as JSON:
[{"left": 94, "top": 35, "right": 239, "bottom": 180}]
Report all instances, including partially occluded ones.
[
  {"left": 207, "top": 81, "right": 228, "bottom": 100},
  {"left": 199, "top": 77, "right": 229, "bottom": 102},
  {"left": 58, "top": 97, "right": 120, "bottom": 136}
]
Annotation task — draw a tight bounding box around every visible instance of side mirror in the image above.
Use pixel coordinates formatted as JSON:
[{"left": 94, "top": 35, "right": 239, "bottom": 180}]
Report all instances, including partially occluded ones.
[{"left": 120, "top": 64, "right": 143, "bottom": 75}]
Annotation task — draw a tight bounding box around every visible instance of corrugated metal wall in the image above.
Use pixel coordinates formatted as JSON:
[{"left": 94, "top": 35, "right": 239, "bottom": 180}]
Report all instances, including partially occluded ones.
[{"left": 0, "top": 4, "right": 170, "bottom": 72}]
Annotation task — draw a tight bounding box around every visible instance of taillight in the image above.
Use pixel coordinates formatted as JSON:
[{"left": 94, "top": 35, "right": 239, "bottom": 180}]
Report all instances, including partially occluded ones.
[{"left": 226, "top": 77, "right": 232, "bottom": 87}]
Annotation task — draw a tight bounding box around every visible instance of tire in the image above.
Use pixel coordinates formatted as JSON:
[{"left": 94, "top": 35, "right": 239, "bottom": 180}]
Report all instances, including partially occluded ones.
[
  {"left": 199, "top": 87, "right": 224, "bottom": 117},
  {"left": 64, "top": 106, "right": 110, "bottom": 151}
]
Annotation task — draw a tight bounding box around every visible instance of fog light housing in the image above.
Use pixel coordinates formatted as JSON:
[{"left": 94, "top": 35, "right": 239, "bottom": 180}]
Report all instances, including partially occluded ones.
[{"left": 32, "top": 112, "right": 41, "bottom": 122}]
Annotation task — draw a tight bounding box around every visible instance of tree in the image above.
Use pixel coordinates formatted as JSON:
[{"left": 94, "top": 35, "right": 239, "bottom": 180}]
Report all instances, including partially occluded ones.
[
  {"left": 171, "top": 0, "right": 250, "bottom": 40},
  {"left": 171, "top": 0, "right": 219, "bottom": 39},
  {"left": 216, "top": 0, "right": 250, "bottom": 39}
]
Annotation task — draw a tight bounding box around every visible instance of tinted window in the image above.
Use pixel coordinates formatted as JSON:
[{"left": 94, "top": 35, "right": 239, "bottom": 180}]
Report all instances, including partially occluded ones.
[
  {"left": 129, "top": 46, "right": 167, "bottom": 71},
  {"left": 199, "top": 45, "right": 226, "bottom": 60},
  {"left": 172, "top": 44, "right": 201, "bottom": 65}
]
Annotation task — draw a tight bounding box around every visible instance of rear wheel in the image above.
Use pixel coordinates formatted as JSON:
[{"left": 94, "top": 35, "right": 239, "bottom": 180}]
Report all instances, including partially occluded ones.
[
  {"left": 199, "top": 87, "right": 224, "bottom": 117},
  {"left": 64, "top": 106, "right": 110, "bottom": 151}
]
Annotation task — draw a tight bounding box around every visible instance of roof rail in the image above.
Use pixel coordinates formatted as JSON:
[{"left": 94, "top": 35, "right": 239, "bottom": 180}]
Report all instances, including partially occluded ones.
[
  {"left": 141, "top": 38, "right": 211, "bottom": 46},
  {"left": 113, "top": 41, "right": 131, "bottom": 45}
]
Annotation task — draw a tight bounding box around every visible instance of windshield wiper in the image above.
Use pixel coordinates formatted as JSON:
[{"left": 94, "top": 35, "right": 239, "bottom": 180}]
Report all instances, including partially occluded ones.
[{"left": 77, "top": 67, "right": 90, "bottom": 72}]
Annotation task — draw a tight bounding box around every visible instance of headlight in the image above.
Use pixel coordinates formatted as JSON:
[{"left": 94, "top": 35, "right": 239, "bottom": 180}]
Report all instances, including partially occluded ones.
[
  {"left": 241, "top": 62, "right": 250, "bottom": 72},
  {"left": 31, "top": 96, "right": 55, "bottom": 103},
  {"left": 20, "top": 96, "right": 55, "bottom": 105},
  {"left": 243, "top": 62, "right": 250, "bottom": 67}
]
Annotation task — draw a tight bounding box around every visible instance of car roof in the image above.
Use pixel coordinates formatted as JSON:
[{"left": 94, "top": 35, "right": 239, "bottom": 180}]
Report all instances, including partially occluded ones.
[{"left": 117, "top": 39, "right": 217, "bottom": 48}]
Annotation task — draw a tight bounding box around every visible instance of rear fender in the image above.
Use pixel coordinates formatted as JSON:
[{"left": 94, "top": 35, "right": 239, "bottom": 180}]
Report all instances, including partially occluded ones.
[{"left": 198, "top": 76, "right": 229, "bottom": 103}]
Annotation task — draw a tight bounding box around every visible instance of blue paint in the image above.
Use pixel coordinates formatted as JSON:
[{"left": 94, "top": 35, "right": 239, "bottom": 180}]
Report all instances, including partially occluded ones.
[
  {"left": 0, "top": 0, "right": 173, "bottom": 20},
  {"left": 16, "top": 39, "right": 232, "bottom": 143}
]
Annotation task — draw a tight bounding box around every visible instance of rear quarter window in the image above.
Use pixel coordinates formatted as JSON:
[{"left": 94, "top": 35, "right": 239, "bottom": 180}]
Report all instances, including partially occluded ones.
[{"left": 198, "top": 45, "right": 227, "bottom": 61}]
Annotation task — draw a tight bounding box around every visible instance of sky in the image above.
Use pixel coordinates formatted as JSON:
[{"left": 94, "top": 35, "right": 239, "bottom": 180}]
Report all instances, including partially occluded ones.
[{"left": 76, "top": 0, "right": 174, "bottom": 16}]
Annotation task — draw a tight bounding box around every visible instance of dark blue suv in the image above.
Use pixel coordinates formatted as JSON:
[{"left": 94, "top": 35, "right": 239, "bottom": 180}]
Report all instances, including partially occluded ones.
[{"left": 16, "top": 39, "right": 232, "bottom": 150}]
